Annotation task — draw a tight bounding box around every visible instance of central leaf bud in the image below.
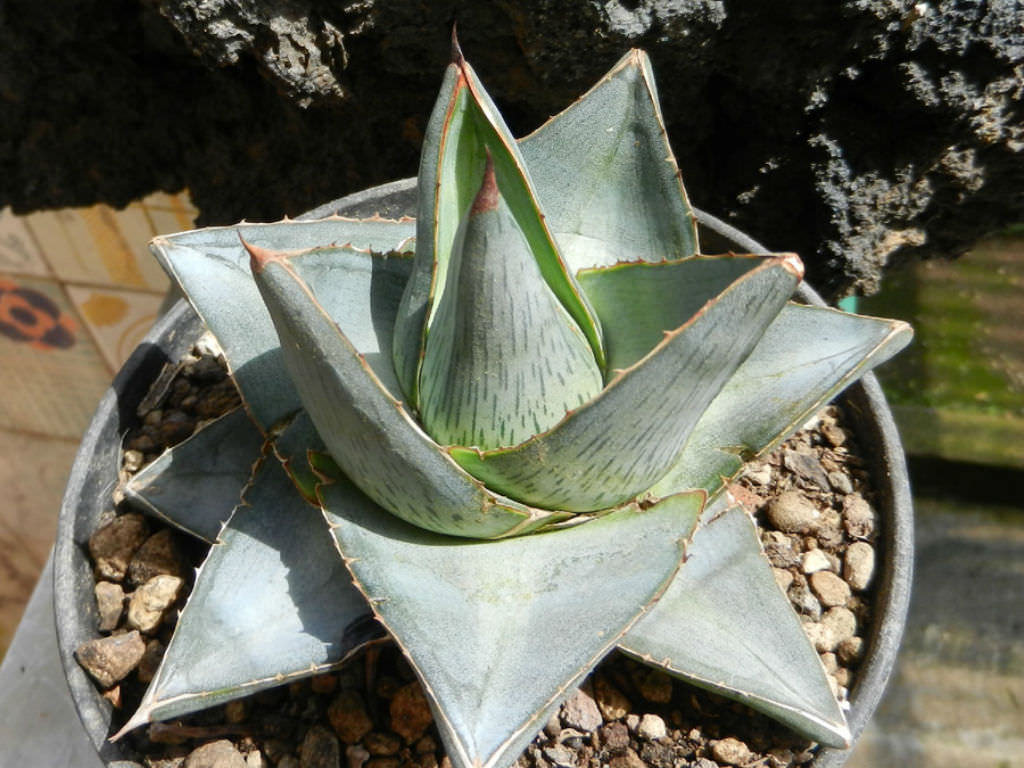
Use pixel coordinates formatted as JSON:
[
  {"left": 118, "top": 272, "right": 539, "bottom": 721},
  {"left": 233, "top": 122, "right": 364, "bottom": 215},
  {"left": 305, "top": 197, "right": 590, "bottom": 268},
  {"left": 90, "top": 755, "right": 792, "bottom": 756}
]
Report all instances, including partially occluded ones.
[{"left": 418, "top": 153, "right": 604, "bottom": 450}]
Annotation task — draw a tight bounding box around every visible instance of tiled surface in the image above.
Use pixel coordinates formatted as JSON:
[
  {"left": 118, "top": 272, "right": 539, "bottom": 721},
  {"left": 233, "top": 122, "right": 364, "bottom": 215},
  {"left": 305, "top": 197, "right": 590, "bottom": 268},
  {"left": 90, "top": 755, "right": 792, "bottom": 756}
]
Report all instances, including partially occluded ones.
[{"left": 0, "top": 193, "right": 196, "bottom": 661}]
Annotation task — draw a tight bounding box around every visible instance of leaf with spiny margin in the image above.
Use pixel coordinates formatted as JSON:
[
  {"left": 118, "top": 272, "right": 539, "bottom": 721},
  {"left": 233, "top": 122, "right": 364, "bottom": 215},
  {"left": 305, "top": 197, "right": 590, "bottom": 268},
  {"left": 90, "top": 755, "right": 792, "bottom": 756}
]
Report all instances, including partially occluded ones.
[
  {"left": 271, "top": 410, "right": 328, "bottom": 501},
  {"left": 122, "top": 407, "right": 264, "bottom": 543},
  {"left": 419, "top": 160, "right": 603, "bottom": 449},
  {"left": 320, "top": 473, "right": 701, "bottom": 768},
  {"left": 519, "top": 49, "right": 698, "bottom": 272},
  {"left": 152, "top": 217, "right": 414, "bottom": 430},
  {"left": 393, "top": 52, "right": 604, "bottom": 408},
  {"left": 116, "top": 456, "right": 380, "bottom": 737},
  {"left": 620, "top": 502, "right": 851, "bottom": 748},
  {"left": 450, "top": 256, "right": 802, "bottom": 512},
  {"left": 247, "top": 244, "right": 570, "bottom": 538},
  {"left": 577, "top": 254, "right": 773, "bottom": 375},
  {"left": 647, "top": 304, "right": 914, "bottom": 504}
]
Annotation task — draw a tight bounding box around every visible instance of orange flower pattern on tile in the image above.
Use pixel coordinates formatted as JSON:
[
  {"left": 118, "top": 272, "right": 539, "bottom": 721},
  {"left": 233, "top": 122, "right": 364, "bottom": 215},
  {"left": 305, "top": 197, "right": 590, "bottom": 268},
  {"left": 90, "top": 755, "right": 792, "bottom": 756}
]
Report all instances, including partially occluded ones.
[{"left": 0, "top": 278, "right": 76, "bottom": 350}]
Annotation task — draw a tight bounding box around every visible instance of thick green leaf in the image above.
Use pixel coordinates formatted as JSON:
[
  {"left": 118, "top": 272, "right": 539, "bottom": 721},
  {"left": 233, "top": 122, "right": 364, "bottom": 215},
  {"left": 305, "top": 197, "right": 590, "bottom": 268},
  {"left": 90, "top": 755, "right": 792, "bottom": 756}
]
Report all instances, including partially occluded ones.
[
  {"left": 393, "top": 54, "right": 604, "bottom": 407},
  {"left": 648, "top": 303, "right": 914, "bottom": 501},
  {"left": 248, "top": 245, "right": 567, "bottom": 538},
  {"left": 321, "top": 476, "right": 701, "bottom": 768},
  {"left": 451, "top": 256, "right": 802, "bottom": 511},
  {"left": 620, "top": 503, "right": 851, "bottom": 748},
  {"left": 419, "top": 160, "right": 603, "bottom": 449},
  {"left": 122, "top": 407, "right": 265, "bottom": 543},
  {"left": 117, "top": 456, "right": 379, "bottom": 736},
  {"left": 519, "top": 49, "right": 698, "bottom": 272},
  {"left": 577, "top": 254, "right": 772, "bottom": 374},
  {"left": 153, "top": 218, "right": 414, "bottom": 429}
]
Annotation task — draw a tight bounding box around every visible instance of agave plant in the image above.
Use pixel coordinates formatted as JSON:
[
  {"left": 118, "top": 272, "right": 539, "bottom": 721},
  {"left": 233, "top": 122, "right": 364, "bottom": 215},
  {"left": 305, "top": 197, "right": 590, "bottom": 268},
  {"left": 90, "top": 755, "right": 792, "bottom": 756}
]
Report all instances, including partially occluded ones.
[{"left": 110, "top": 42, "right": 911, "bottom": 768}]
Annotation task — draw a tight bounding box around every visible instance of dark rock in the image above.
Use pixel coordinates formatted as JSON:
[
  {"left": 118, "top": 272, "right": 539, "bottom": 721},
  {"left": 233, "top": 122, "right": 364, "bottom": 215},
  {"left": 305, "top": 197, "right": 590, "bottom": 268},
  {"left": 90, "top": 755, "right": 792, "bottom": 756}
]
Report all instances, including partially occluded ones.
[
  {"left": 300, "top": 725, "right": 341, "bottom": 768},
  {"left": 2, "top": 1, "right": 1021, "bottom": 298},
  {"left": 128, "top": 528, "right": 184, "bottom": 585},
  {"left": 89, "top": 513, "right": 150, "bottom": 582},
  {"left": 389, "top": 681, "right": 433, "bottom": 744}
]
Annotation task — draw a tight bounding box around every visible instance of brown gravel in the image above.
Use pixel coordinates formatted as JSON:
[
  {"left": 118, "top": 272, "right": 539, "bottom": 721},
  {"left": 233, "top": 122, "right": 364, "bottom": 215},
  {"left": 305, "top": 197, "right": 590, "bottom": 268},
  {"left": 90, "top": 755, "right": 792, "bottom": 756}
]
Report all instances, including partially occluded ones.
[{"left": 77, "top": 342, "right": 883, "bottom": 768}]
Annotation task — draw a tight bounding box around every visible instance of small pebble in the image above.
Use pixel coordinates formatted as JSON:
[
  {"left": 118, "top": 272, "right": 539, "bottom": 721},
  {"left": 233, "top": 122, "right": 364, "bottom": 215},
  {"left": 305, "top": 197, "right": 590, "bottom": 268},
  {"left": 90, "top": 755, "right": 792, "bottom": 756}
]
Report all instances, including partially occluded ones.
[
  {"left": 127, "top": 574, "right": 183, "bottom": 633},
  {"left": 137, "top": 638, "right": 165, "bottom": 683},
  {"left": 637, "top": 670, "right": 672, "bottom": 704},
  {"left": 95, "top": 581, "right": 125, "bottom": 632},
  {"left": 593, "top": 675, "right": 631, "bottom": 721},
  {"left": 744, "top": 462, "right": 773, "bottom": 485},
  {"left": 328, "top": 690, "right": 373, "bottom": 744},
  {"left": 637, "top": 714, "right": 667, "bottom": 741},
  {"left": 710, "top": 736, "right": 753, "bottom": 765},
  {"left": 765, "top": 491, "right": 820, "bottom": 533},
  {"left": 345, "top": 745, "right": 370, "bottom": 768},
  {"left": 75, "top": 630, "right": 146, "bottom": 688},
  {"left": 561, "top": 687, "right": 602, "bottom": 733},
  {"left": 246, "top": 751, "right": 267, "bottom": 768},
  {"left": 608, "top": 748, "right": 646, "bottom": 768},
  {"left": 801, "top": 549, "right": 832, "bottom": 574},
  {"left": 183, "top": 739, "right": 246, "bottom": 768},
  {"left": 837, "top": 636, "right": 865, "bottom": 666},
  {"left": 88, "top": 513, "right": 150, "bottom": 582},
  {"left": 827, "top": 470, "right": 853, "bottom": 494},
  {"left": 542, "top": 745, "right": 576, "bottom": 767},
  {"left": 809, "top": 571, "right": 851, "bottom": 607},
  {"left": 363, "top": 732, "right": 401, "bottom": 757},
  {"left": 843, "top": 493, "right": 876, "bottom": 539},
  {"left": 599, "top": 722, "right": 630, "bottom": 751},
  {"left": 389, "top": 681, "right": 433, "bottom": 744},
  {"left": 128, "top": 529, "right": 184, "bottom": 585},
  {"left": 300, "top": 725, "right": 341, "bottom": 768},
  {"left": 821, "top": 606, "right": 858, "bottom": 646},
  {"left": 844, "top": 541, "right": 876, "bottom": 591}
]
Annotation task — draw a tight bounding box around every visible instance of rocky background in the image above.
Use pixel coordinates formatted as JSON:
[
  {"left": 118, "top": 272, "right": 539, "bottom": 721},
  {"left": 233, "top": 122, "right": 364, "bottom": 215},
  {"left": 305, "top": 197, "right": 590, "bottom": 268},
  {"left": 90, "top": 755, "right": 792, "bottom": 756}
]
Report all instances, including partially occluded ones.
[{"left": 1, "top": 0, "right": 1021, "bottom": 299}]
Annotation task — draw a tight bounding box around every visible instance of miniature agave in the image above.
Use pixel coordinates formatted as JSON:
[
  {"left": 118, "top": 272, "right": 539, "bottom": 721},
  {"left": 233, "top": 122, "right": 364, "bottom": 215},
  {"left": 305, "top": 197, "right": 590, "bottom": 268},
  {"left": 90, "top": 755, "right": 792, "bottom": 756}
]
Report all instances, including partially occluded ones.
[{"left": 113, "top": 43, "right": 911, "bottom": 768}]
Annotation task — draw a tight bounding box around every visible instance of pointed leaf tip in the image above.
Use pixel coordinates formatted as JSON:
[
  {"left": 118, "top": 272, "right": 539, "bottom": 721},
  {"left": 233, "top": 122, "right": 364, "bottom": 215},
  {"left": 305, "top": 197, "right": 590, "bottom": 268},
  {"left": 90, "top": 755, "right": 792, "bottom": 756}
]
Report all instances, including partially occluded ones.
[
  {"left": 780, "top": 252, "right": 805, "bottom": 280},
  {"left": 470, "top": 151, "right": 499, "bottom": 215},
  {"left": 450, "top": 24, "right": 464, "bottom": 65},
  {"left": 240, "top": 236, "right": 284, "bottom": 275}
]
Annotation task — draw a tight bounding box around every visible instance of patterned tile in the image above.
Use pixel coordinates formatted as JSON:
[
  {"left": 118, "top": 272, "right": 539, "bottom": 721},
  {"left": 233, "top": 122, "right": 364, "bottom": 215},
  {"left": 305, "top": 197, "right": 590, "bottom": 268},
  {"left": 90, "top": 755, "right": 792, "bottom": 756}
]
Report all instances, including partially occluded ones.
[
  {"left": 0, "top": 428, "right": 80, "bottom": 659},
  {"left": 24, "top": 204, "right": 170, "bottom": 292},
  {"left": 0, "top": 274, "right": 111, "bottom": 438},
  {"left": 0, "top": 207, "right": 50, "bottom": 277},
  {"left": 65, "top": 284, "right": 165, "bottom": 371}
]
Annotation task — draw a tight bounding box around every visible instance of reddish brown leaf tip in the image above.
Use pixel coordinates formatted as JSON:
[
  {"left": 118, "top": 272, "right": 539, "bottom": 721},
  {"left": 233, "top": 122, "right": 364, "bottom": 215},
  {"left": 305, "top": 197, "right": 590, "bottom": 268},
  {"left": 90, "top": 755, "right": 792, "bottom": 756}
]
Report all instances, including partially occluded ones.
[
  {"left": 470, "top": 150, "right": 499, "bottom": 215},
  {"left": 780, "top": 252, "right": 805, "bottom": 281},
  {"left": 450, "top": 25, "right": 465, "bottom": 66},
  {"left": 240, "top": 235, "right": 284, "bottom": 274}
]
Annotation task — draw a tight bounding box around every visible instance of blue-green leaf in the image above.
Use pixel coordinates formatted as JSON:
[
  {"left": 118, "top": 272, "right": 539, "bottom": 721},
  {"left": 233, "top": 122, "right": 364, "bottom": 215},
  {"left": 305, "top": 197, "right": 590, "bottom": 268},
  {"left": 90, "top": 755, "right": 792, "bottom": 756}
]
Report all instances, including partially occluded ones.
[
  {"left": 620, "top": 503, "right": 851, "bottom": 748},
  {"left": 451, "top": 256, "right": 802, "bottom": 511},
  {"left": 247, "top": 244, "right": 566, "bottom": 538},
  {"left": 419, "top": 159, "right": 603, "bottom": 449},
  {"left": 577, "top": 254, "right": 772, "bottom": 374},
  {"left": 117, "top": 456, "right": 379, "bottom": 735},
  {"left": 648, "top": 304, "right": 914, "bottom": 501},
  {"left": 321, "top": 476, "right": 701, "bottom": 768},
  {"left": 393, "top": 54, "right": 605, "bottom": 408},
  {"left": 519, "top": 49, "right": 698, "bottom": 271},
  {"left": 122, "top": 408, "right": 264, "bottom": 543},
  {"left": 152, "top": 218, "right": 414, "bottom": 430}
]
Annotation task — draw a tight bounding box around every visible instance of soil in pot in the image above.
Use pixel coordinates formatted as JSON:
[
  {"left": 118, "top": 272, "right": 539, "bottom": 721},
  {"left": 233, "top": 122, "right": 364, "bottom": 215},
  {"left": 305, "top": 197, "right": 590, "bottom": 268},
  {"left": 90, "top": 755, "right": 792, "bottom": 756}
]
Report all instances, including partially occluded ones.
[{"left": 72, "top": 337, "right": 885, "bottom": 768}]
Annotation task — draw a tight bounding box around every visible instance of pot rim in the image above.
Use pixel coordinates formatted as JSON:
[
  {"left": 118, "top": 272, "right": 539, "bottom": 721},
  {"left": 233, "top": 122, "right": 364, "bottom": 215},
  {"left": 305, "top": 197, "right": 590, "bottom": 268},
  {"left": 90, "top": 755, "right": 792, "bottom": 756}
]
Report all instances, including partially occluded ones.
[{"left": 55, "top": 178, "right": 913, "bottom": 767}]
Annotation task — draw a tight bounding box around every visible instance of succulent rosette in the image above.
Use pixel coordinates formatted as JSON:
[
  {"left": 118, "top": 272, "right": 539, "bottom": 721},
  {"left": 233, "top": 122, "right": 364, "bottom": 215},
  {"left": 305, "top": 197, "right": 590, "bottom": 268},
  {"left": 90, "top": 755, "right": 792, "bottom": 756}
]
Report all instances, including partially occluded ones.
[{"left": 113, "top": 44, "right": 912, "bottom": 768}]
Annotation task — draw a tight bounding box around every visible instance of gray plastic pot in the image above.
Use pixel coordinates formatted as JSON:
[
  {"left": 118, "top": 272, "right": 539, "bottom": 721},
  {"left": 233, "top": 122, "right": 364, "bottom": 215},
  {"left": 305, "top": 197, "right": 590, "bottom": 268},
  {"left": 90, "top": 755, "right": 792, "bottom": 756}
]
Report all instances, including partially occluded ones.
[{"left": 55, "top": 178, "right": 913, "bottom": 767}]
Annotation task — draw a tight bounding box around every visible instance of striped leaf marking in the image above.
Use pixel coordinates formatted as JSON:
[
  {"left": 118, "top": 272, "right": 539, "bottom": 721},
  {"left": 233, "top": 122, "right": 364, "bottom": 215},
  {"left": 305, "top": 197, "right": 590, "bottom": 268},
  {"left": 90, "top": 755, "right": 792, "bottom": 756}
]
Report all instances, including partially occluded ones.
[
  {"left": 450, "top": 256, "right": 804, "bottom": 511},
  {"left": 247, "top": 241, "right": 565, "bottom": 538},
  {"left": 419, "top": 157, "right": 603, "bottom": 449}
]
